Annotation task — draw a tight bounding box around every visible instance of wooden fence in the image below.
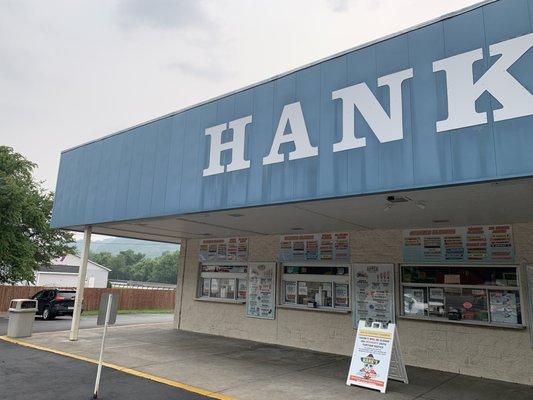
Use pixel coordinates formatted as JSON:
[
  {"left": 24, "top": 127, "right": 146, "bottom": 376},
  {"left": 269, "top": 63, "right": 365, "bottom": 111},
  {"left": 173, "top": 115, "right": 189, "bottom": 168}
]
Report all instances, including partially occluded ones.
[{"left": 0, "top": 285, "right": 175, "bottom": 312}]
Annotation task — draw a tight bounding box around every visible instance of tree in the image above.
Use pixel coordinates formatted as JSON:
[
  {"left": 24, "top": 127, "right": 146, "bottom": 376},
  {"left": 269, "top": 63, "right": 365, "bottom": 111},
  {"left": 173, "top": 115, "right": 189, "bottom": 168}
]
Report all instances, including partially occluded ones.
[
  {"left": 0, "top": 146, "right": 74, "bottom": 283},
  {"left": 89, "top": 249, "right": 179, "bottom": 284},
  {"left": 149, "top": 251, "right": 178, "bottom": 283}
]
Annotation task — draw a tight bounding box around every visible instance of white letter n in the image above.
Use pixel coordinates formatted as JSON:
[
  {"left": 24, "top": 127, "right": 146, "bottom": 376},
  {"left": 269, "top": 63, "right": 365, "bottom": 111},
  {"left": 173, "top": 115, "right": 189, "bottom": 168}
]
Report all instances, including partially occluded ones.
[
  {"left": 332, "top": 68, "right": 413, "bottom": 153},
  {"left": 203, "top": 115, "right": 252, "bottom": 177}
]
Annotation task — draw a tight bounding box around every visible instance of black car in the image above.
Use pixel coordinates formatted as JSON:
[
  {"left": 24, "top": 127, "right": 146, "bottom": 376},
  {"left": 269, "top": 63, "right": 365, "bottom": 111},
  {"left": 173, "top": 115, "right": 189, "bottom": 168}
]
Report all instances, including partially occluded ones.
[{"left": 31, "top": 289, "right": 78, "bottom": 320}]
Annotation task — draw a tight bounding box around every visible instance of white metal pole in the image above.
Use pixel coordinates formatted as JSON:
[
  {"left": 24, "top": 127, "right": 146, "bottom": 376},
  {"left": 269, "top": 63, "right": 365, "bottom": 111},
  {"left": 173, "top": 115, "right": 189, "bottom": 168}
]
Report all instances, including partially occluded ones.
[
  {"left": 70, "top": 226, "right": 92, "bottom": 341},
  {"left": 93, "top": 293, "right": 112, "bottom": 399}
]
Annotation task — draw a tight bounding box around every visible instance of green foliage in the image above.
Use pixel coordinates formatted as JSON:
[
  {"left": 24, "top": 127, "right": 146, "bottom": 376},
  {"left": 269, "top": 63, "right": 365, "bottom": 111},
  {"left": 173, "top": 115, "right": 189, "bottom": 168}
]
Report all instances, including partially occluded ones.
[
  {"left": 90, "top": 249, "right": 179, "bottom": 284},
  {"left": 0, "top": 146, "right": 75, "bottom": 284}
]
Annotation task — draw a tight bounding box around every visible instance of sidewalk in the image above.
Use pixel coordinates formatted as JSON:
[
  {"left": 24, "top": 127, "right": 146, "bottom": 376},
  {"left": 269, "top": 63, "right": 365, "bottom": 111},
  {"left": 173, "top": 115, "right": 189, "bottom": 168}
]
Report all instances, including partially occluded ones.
[{"left": 8, "top": 323, "right": 533, "bottom": 400}]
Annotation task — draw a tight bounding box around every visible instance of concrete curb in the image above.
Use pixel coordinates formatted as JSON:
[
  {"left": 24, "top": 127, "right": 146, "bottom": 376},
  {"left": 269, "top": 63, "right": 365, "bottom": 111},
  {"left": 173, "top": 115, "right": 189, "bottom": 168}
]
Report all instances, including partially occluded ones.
[{"left": 0, "top": 335, "right": 235, "bottom": 400}]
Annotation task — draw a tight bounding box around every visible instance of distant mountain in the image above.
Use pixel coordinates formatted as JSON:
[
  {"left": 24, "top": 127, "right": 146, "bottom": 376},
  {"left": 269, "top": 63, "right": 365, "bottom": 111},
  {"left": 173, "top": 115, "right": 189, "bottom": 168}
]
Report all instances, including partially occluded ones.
[{"left": 75, "top": 237, "right": 179, "bottom": 258}]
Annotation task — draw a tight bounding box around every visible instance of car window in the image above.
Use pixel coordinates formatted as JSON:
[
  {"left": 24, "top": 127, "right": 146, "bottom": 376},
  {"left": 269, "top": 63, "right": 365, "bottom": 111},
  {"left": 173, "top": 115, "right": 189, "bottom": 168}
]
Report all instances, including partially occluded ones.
[
  {"left": 32, "top": 291, "right": 46, "bottom": 300},
  {"left": 58, "top": 291, "right": 76, "bottom": 300}
]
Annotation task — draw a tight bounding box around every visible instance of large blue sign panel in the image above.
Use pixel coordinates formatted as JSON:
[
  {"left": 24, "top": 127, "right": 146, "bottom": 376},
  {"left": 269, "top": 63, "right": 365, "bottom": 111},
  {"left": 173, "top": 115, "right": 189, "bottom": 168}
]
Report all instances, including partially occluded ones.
[{"left": 52, "top": 0, "right": 533, "bottom": 228}]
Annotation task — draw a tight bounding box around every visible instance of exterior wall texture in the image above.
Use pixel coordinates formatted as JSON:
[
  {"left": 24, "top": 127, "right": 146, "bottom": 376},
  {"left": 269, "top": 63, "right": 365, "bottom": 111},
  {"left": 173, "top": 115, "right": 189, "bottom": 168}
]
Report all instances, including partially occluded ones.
[{"left": 176, "top": 223, "right": 533, "bottom": 385}]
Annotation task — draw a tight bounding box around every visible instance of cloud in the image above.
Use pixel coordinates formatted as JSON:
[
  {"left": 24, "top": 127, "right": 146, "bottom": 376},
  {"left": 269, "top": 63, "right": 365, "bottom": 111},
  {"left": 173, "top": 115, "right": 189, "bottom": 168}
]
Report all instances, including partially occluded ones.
[
  {"left": 327, "top": 0, "right": 350, "bottom": 12},
  {"left": 117, "top": 0, "right": 211, "bottom": 31},
  {"left": 167, "top": 57, "right": 235, "bottom": 81}
]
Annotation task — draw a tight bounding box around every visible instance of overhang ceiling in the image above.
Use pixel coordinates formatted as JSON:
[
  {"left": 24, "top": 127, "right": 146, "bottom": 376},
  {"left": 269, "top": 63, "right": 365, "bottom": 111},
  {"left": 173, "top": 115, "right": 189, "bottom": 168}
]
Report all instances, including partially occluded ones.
[{"left": 69, "top": 178, "right": 533, "bottom": 244}]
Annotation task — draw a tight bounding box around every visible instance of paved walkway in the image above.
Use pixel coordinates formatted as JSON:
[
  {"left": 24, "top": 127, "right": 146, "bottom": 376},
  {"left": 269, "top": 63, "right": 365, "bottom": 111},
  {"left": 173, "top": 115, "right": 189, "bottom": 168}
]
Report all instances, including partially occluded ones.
[
  {"left": 0, "top": 312, "right": 173, "bottom": 335},
  {"left": 8, "top": 323, "right": 533, "bottom": 400}
]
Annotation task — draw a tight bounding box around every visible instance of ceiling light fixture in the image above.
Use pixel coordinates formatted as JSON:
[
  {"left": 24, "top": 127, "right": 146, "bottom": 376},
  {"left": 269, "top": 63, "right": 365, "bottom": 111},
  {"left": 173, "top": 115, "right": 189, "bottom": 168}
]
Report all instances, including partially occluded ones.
[{"left": 291, "top": 227, "right": 304, "bottom": 231}]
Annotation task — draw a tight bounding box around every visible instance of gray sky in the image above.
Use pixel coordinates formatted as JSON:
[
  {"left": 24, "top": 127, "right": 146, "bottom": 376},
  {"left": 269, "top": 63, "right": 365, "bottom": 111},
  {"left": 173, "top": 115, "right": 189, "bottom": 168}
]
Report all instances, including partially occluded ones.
[{"left": 1, "top": 0, "right": 480, "bottom": 193}]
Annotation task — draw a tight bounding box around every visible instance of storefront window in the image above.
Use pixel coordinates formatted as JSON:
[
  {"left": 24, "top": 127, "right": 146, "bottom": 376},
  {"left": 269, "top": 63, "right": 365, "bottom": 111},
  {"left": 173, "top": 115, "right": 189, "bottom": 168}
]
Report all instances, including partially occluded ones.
[
  {"left": 198, "top": 263, "right": 248, "bottom": 302},
  {"left": 282, "top": 264, "right": 349, "bottom": 310},
  {"left": 401, "top": 265, "right": 522, "bottom": 326}
]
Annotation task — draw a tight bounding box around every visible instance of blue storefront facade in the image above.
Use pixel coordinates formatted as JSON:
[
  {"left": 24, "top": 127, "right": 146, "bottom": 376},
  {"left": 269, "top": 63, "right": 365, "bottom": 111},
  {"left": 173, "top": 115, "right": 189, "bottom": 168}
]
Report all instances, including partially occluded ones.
[{"left": 54, "top": 0, "right": 533, "bottom": 385}]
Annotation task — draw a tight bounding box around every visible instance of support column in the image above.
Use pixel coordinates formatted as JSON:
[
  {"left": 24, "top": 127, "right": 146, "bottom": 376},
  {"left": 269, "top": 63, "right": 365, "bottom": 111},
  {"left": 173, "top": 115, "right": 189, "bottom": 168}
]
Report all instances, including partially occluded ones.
[
  {"left": 174, "top": 239, "right": 187, "bottom": 330},
  {"left": 70, "top": 226, "right": 92, "bottom": 341}
]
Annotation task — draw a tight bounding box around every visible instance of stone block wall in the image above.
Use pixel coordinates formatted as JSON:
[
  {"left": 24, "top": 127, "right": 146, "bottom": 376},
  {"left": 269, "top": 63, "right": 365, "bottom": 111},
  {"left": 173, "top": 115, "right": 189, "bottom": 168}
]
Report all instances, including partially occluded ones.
[{"left": 175, "top": 223, "right": 533, "bottom": 385}]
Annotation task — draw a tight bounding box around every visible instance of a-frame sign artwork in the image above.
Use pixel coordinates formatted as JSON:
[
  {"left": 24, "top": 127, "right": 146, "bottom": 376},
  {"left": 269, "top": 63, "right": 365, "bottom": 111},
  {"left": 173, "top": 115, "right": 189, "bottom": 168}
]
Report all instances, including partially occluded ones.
[{"left": 346, "top": 321, "right": 408, "bottom": 393}]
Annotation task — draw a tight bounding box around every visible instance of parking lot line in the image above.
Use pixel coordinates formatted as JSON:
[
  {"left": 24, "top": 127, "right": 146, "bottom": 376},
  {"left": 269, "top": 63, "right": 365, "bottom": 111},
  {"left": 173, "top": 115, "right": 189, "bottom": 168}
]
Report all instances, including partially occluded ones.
[{"left": 0, "top": 335, "right": 234, "bottom": 400}]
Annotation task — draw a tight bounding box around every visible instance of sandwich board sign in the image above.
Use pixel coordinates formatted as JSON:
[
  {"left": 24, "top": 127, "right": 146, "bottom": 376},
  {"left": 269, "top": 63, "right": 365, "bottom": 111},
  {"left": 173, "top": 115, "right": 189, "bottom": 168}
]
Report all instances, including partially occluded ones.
[{"left": 346, "top": 320, "right": 408, "bottom": 393}]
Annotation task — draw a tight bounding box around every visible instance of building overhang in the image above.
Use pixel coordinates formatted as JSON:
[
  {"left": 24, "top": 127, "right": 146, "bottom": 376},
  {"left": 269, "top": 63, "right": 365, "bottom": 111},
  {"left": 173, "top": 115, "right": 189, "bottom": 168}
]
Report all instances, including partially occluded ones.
[{"left": 64, "top": 178, "right": 533, "bottom": 243}]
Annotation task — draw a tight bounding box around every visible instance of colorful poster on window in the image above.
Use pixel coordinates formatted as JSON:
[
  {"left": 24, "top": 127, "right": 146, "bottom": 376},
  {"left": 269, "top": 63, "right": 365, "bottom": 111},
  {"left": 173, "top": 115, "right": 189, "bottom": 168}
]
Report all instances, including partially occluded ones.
[
  {"left": 246, "top": 262, "right": 276, "bottom": 319},
  {"left": 402, "top": 225, "right": 514, "bottom": 263},
  {"left": 285, "top": 281, "right": 296, "bottom": 302},
  {"left": 279, "top": 232, "right": 350, "bottom": 262},
  {"left": 352, "top": 264, "right": 395, "bottom": 326},
  {"left": 199, "top": 237, "right": 248, "bottom": 261},
  {"left": 489, "top": 291, "right": 518, "bottom": 325}
]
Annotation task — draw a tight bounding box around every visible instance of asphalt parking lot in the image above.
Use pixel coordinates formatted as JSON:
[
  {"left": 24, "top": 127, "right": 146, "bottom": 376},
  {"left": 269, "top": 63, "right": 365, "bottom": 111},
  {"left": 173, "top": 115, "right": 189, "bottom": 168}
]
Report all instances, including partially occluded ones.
[{"left": 0, "top": 340, "right": 211, "bottom": 400}]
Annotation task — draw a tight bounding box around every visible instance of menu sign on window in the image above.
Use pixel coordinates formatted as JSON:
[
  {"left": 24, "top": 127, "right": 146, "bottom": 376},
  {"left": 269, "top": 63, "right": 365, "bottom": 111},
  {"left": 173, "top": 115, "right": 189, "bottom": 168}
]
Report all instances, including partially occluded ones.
[
  {"left": 199, "top": 237, "right": 248, "bottom": 261},
  {"left": 402, "top": 225, "right": 514, "bottom": 263},
  {"left": 353, "top": 264, "right": 395, "bottom": 326},
  {"left": 246, "top": 262, "right": 276, "bottom": 319},
  {"left": 279, "top": 232, "right": 349, "bottom": 261}
]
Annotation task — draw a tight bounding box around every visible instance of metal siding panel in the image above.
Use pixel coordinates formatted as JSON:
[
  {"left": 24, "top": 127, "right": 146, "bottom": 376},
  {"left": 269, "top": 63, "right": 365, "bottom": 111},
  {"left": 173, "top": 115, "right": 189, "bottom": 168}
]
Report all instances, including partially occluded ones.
[
  {"left": 125, "top": 129, "right": 145, "bottom": 218},
  {"left": 52, "top": 151, "right": 74, "bottom": 227},
  {"left": 83, "top": 141, "right": 104, "bottom": 223},
  {"left": 100, "top": 133, "right": 123, "bottom": 221},
  {"left": 150, "top": 117, "right": 172, "bottom": 215},
  {"left": 51, "top": 0, "right": 533, "bottom": 228},
  {"left": 483, "top": 0, "right": 533, "bottom": 176},
  {"left": 228, "top": 89, "right": 253, "bottom": 207},
  {"left": 113, "top": 131, "right": 135, "bottom": 221},
  {"left": 180, "top": 103, "right": 217, "bottom": 211},
  {"left": 530, "top": 0, "right": 533, "bottom": 30},
  {"left": 376, "top": 36, "right": 415, "bottom": 190},
  {"left": 137, "top": 125, "right": 158, "bottom": 218},
  {"left": 319, "top": 56, "right": 347, "bottom": 197},
  {"left": 345, "top": 44, "right": 379, "bottom": 194},
  {"left": 248, "top": 82, "right": 274, "bottom": 204},
  {"left": 202, "top": 96, "right": 233, "bottom": 211},
  {"left": 270, "top": 74, "right": 296, "bottom": 203},
  {"left": 408, "top": 22, "right": 453, "bottom": 186},
  {"left": 71, "top": 146, "right": 89, "bottom": 225},
  {"left": 294, "top": 65, "right": 320, "bottom": 200},
  {"left": 442, "top": 8, "right": 497, "bottom": 182},
  {"left": 50, "top": 156, "right": 66, "bottom": 227},
  {"left": 164, "top": 114, "right": 186, "bottom": 214}
]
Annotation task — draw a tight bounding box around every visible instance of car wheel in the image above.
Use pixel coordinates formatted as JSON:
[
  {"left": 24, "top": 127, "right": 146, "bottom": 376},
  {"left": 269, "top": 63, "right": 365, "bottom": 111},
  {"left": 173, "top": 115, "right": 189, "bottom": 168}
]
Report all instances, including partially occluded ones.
[{"left": 42, "top": 307, "right": 54, "bottom": 320}]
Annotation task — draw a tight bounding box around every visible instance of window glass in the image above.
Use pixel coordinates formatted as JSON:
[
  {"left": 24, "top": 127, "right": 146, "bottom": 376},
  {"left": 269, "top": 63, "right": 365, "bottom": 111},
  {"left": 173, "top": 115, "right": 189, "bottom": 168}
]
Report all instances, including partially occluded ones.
[
  {"left": 58, "top": 291, "right": 76, "bottom": 300},
  {"left": 282, "top": 265, "right": 349, "bottom": 310},
  {"left": 401, "top": 265, "right": 518, "bottom": 286},
  {"left": 237, "top": 280, "right": 247, "bottom": 300},
  {"left": 284, "top": 281, "right": 297, "bottom": 303},
  {"left": 201, "top": 278, "right": 210, "bottom": 297},
  {"left": 198, "top": 264, "right": 247, "bottom": 301},
  {"left": 297, "top": 282, "right": 332, "bottom": 307},
  {"left": 201, "top": 265, "right": 247, "bottom": 273},
  {"left": 334, "top": 284, "right": 349, "bottom": 308},
  {"left": 445, "top": 288, "right": 488, "bottom": 322},
  {"left": 219, "top": 278, "right": 235, "bottom": 300},
  {"left": 210, "top": 278, "right": 221, "bottom": 298},
  {"left": 401, "top": 265, "right": 522, "bottom": 326},
  {"left": 403, "top": 287, "right": 427, "bottom": 316},
  {"left": 489, "top": 290, "right": 521, "bottom": 325},
  {"left": 284, "top": 266, "right": 348, "bottom": 276}
]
